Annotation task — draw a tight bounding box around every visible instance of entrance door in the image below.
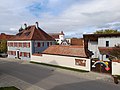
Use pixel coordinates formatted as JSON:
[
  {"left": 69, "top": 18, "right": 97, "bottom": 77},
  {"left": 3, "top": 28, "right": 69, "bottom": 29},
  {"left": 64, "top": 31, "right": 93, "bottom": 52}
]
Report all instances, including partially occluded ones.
[{"left": 17, "top": 51, "right": 20, "bottom": 59}]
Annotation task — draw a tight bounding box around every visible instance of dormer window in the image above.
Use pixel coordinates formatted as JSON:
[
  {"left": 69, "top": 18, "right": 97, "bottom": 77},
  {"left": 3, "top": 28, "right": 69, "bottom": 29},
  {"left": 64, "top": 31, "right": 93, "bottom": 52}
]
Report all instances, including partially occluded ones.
[{"left": 24, "top": 32, "right": 31, "bottom": 36}]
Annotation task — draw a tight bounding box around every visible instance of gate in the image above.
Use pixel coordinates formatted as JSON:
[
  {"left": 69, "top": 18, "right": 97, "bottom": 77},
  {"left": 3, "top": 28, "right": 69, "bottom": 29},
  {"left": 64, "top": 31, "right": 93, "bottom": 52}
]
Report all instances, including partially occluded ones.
[{"left": 91, "top": 59, "right": 112, "bottom": 74}]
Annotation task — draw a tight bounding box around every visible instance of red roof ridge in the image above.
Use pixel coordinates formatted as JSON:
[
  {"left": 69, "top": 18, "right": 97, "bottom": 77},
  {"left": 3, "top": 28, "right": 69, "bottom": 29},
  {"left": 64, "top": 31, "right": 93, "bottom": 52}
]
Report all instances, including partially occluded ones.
[
  {"left": 0, "top": 33, "right": 15, "bottom": 40},
  {"left": 50, "top": 45, "right": 84, "bottom": 48},
  {"left": 42, "top": 45, "right": 87, "bottom": 58},
  {"left": 9, "top": 24, "right": 55, "bottom": 41}
]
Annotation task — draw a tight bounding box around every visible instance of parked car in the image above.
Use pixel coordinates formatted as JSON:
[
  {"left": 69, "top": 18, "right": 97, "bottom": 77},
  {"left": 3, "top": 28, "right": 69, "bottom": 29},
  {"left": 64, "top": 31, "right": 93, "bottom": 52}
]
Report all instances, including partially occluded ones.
[{"left": 0, "top": 53, "right": 8, "bottom": 58}]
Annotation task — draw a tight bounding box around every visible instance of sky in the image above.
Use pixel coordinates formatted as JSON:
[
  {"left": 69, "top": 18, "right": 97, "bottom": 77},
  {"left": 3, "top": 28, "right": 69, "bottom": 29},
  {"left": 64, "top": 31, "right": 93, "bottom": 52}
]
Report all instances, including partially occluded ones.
[{"left": 0, "top": 0, "right": 120, "bottom": 38}]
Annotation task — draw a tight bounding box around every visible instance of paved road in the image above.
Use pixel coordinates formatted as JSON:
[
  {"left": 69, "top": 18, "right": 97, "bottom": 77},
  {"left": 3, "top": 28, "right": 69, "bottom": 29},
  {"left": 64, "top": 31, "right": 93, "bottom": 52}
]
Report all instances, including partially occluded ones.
[{"left": 0, "top": 58, "right": 120, "bottom": 90}]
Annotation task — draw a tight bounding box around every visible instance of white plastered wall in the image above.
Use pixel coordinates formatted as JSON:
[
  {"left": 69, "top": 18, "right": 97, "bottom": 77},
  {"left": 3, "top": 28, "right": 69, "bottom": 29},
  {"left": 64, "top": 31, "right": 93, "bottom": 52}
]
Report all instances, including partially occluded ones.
[
  {"left": 112, "top": 62, "right": 120, "bottom": 75},
  {"left": 31, "top": 54, "right": 91, "bottom": 71}
]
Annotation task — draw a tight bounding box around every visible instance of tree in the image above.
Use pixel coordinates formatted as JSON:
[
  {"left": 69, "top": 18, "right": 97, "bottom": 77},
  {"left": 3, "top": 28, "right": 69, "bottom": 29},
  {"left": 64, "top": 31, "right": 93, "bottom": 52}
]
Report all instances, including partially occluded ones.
[
  {"left": 94, "top": 29, "right": 120, "bottom": 34},
  {"left": 0, "top": 40, "right": 7, "bottom": 53}
]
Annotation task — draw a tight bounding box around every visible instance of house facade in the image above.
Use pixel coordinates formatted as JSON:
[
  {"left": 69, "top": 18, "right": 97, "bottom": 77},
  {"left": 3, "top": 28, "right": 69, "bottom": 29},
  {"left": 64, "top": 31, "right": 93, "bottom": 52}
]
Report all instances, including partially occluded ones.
[
  {"left": 49, "top": 31, "right": 65, "bottom": 44},
  {"left": 7, "top": 23, "right": 55, "bottom": 60},
  {"left": 84, "top": 34, "right": 120, "bottom": 61}
]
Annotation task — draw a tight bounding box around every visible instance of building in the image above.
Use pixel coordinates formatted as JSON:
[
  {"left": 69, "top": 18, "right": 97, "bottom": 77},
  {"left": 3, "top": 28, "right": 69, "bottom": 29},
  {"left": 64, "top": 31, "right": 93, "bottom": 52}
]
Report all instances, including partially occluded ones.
[
  {"left": 66, "top": 38, "right": 84, "bottom": 46},
  {"left": 83, "top": 33, "right": 120, "bottom": 61},
  {"left": 7, "top": 23, "right": 55, "bottom": 60},
  {"left": 0, "top": 33, "right": 14, "bottom": 53},
  {"left": 61, "top": 39, "right": 70, "bottom": 46},
  {"left": 31, "top": 45, "right": 91, "bottom": 71},
  {"left": 49, "top": 31, "right": 65, "bottom": 44}
]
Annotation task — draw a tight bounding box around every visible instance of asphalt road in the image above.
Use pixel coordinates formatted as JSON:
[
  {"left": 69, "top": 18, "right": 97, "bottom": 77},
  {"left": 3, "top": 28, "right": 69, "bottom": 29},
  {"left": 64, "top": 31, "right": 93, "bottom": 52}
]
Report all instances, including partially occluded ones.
[{"left": 0, "top": 58, "right": 120, "bottom": 90}]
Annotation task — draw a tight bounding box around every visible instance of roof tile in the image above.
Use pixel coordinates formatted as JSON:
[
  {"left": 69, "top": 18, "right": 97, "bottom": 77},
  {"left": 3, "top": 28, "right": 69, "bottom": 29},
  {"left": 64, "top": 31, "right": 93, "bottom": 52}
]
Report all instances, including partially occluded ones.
[
  {"left": 9, "top": 25, "right": 55, "bottom": 41},
  {"left": 43, "top": 45, "right": 88, "bottom": 58}
]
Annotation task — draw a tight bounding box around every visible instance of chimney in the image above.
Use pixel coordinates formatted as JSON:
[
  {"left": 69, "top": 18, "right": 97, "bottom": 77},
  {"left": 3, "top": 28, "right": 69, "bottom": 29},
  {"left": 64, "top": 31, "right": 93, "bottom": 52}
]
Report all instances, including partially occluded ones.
[
  {"left": 36, "top": 22, "right": 39, "bottom": 28},
  {"left": 24, "top": 23, "right": 27, "bottom": 29},
  {"left": 61, "top": 31, "right": 64, "bottom": 35}
]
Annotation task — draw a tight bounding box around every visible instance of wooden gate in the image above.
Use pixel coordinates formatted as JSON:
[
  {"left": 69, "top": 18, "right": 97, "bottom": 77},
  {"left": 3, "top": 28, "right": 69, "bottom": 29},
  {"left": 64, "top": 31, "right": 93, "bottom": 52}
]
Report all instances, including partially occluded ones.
[{"left": 91, "top": 59, "right": 112, "bottom": 74}]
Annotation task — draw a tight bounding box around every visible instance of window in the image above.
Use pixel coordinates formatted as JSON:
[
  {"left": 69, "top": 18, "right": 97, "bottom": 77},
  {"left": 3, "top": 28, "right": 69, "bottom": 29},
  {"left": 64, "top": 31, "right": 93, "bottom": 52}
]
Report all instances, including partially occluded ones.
[
  {"left": 47, "top": 42, "right": 49, "bottom": 46},
  {"left": 10, "top": 42, "right": 13, "bottom": 47},
  {"left": 13, "top": 51, "right": 16, "bottom": 56},
  {"left": 21, "top": 52, "right": 30, "bottom": 57},
  {"left": 27, "top": 53, "right": 30, "bottom": 58},
  {"left": 34, "top": 42, "right": 37, "bottom": 47},
  {"left": 24, "top": 52, "right": 27, "bottom": 57},
  {"left": 75, "top": 59, "right": 86, "bottom": 66},
  {"left": 26, "top": 42, "right": 30, "bottom": 48},
  {"left": 20, "top": 52, "right": 22, "bottom": 57},
  {"left": 50, "top": 42, "right": 52, "bottom": 46},
  {"left": 23, "top": 42, "right": 27, "bottom": 47},
  {"left": 37, "top": 42, "right": 41, "bottom": 47},
  {"left": 11, "top": 51, "right": 13, "bottom": 55},
  {"left": 106, "top": 41, "right": 109, "bottom": 47},
  {"left": 24, "top": 32, "right": 31, "bottom": 36},
  {"left": 28, "top": 42, "right": 30, "bottom": 47},
  {"left": 19, "top": 43, "right": 22, "bottom": 47},
  {"left": 42, "top": 42, "right": 44, "bottom": 47},
  {"left": 14, "top": 42, "right": 17, "bottom": 47}
]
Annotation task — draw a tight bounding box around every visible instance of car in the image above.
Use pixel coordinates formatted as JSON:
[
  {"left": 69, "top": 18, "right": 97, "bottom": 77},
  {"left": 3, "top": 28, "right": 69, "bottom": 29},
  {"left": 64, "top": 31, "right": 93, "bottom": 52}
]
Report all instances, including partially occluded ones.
[{"left": 0, "top": 53, "right": 8, "bottom": 58}]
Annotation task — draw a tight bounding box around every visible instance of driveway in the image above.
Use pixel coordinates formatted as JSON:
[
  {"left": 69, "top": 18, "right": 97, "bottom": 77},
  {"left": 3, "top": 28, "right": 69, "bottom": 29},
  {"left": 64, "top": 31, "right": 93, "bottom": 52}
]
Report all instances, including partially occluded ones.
[{"left": 0, "top": 58, "right": 120, "bottom": 90}]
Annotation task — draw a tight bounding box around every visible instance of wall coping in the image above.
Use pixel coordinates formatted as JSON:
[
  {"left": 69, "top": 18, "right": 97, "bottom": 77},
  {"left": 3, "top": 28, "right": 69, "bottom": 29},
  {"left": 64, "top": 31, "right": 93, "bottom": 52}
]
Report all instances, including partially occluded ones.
[{"left": 112, "top": 60, "right": 120, "bottom": 63}]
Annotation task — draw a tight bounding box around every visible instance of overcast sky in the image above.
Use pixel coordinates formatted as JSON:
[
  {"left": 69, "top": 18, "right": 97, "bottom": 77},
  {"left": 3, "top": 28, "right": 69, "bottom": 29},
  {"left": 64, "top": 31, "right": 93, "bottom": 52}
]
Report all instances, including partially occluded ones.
[{"left": 0, "top": 0, "right": 120, "bottom": 37}]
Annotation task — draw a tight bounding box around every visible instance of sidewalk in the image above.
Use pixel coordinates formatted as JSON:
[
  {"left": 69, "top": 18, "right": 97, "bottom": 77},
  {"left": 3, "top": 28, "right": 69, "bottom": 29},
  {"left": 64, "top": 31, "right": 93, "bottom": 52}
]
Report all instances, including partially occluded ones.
[{"left": 50, "top": 66, "right": 114, "bottom": 83}]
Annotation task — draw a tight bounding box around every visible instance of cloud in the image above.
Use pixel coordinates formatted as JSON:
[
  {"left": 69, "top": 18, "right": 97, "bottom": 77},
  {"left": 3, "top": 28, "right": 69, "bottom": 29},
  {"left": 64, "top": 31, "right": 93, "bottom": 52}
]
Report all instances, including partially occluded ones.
[
  {"left": 97, "top": 22, "right": 120, "bottom": 30},
  {"left": 0, "top": 0, "right": 120, "bottom": 37}
]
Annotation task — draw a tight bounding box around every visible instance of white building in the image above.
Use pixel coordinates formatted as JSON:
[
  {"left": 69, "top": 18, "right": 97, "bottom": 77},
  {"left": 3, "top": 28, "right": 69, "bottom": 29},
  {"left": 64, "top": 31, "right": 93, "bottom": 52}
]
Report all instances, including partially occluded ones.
[
  {"left": 84, "top": 34, "right": 120, "bottom": 61},
  {"left": 49, "top": 31, "right": 65, "bottom": 44}
]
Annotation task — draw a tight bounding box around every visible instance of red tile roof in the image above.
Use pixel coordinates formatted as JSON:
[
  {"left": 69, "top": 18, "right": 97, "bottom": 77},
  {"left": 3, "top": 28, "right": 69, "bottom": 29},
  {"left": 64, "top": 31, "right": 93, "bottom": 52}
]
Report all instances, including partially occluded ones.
[
  {"left": 9, "top": 25, "right": 55, "bottom": 41},
  {"left": 49, "top": 31, "right": 64, "bottom": 39},
  {"left": 0, "top": 33, "right": 14, "bottom": 40},
  {"left": 83, "top": 33, "right": 120, "bottom": 41},
  {"left": 50, "top": 34, "right": 59, "bottom": 39},
  {"left": 98, "top": 47, "right": 120, "bottom": 54},
  {"left": 43, "top": 45, "right": 88, "bottom": 58}
]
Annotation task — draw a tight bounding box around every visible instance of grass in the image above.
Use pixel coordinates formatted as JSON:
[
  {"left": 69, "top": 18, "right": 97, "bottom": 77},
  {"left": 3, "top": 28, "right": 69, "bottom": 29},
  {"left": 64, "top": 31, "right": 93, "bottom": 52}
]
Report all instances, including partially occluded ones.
[
  {"left": 0, "top": 86, "right": 20, "bottom": 90},
  {"left": 30, "top": 61, "right": 89, "bottom": 73}
]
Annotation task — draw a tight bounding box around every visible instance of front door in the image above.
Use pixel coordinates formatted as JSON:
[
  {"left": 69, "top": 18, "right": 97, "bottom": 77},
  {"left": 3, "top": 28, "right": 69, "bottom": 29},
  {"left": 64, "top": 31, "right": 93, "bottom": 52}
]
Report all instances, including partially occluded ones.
[{"left": 17, "top": 51, "right": 20, "bottom": 59}]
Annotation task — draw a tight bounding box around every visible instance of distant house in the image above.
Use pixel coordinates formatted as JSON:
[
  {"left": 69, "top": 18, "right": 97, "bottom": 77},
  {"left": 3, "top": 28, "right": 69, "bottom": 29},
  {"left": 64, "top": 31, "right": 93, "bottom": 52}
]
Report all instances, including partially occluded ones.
[
  {"left": 7, "top": 22, "right": 55, "bottom": 60},
  {"left": 0, "top": 33, "right": 14, "bottom": 53},
  {"left": 83, "top": 33, "right": 120, "bottom": 61},
  {"left": 49, "top": 31, "right": 65, "bottom": 44},
  {"left": 66, "top": 38, "right": 84, "bottom": 46},
  {"left": 31, "top": 45, "right": 91, "bottom": 71},
  {"left": 61, "top": 39, "right": 70, "bottom": 45}
]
